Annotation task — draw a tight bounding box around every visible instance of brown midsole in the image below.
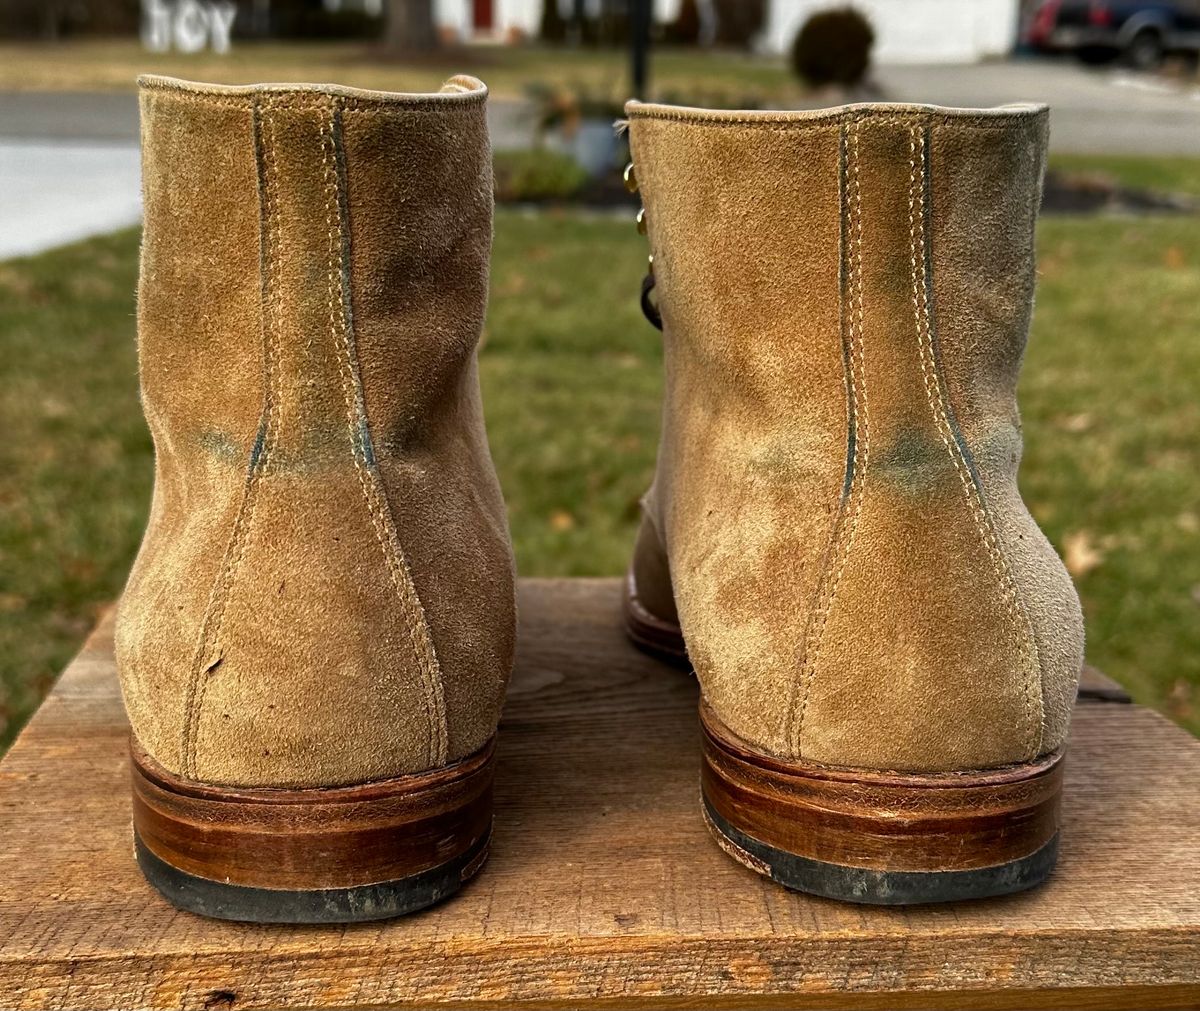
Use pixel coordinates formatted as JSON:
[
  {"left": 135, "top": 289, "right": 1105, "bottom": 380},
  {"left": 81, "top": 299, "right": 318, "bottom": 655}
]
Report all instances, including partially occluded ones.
[
  {"left": 701, "top": 702, "right": 1063, "bottom": 874},
  {"left": 131, "top": 737, "right": 495, "bottom": 891}
]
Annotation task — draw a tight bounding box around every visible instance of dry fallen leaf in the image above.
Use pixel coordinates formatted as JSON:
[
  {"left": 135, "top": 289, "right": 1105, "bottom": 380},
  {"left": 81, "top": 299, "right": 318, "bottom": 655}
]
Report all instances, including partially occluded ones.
[
  {"left": 1167, "top": 678, "right": 1195, "bottom": 722},
  {"left": 549, "top": 510, "right": 575, "bottom": 532},
  {"left": 1063, "top": 530, "right": 1104, "bottom": 578},
  {"left": 1059, "top": 412, "right": 1093, "bottom": 433}
]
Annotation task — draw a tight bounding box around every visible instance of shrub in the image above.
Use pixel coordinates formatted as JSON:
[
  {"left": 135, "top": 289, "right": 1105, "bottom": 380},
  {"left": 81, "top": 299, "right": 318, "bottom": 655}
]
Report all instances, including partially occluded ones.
[
  {"left": 791, "top": 7, "right": 875, "bottom": 87},
  {"left": 493, "top": 149, "right": 589, "bottom": 204}
]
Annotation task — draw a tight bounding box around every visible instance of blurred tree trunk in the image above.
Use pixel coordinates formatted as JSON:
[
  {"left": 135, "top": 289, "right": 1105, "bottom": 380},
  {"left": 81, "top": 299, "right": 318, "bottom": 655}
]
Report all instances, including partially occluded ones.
[
  {"left": 385, "top": 0, "right": 437, "bottom": 52},
  {"left": 540, "top": 0, "right": 567, "bottom": 43},
  {"left": 569, "top": 0, "right": 585, "bottom": 45}
]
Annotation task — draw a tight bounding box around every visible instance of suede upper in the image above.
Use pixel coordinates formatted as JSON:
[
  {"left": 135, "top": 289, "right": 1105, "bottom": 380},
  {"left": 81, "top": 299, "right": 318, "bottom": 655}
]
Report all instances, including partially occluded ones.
[
  {"left": 116, "top": 76, "right": 515, "bottom": 789},
  {"left": 627, "top": 101, "right": 1084, "bottom": 773}
]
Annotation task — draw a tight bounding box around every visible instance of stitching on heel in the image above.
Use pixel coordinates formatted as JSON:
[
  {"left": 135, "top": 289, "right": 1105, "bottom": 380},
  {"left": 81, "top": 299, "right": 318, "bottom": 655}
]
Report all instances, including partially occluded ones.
[
  {"left": 180, "top": 96, "right": 282, "bottom": 778},
  {"left": 322, "top": 98, "right": 449, "bottom": 766},
  {"left": 790, "top": 117, "right": 871, "bottom": 756},
  {"left": 908, "top": 122, "right": 1044, "bottom": 759}
]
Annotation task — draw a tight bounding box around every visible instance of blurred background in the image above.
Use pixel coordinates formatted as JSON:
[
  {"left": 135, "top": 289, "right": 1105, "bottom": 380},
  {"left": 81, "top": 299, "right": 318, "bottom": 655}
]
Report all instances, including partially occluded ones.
[{"left": 0, "top": 0, "right": 1197, "bottom": 752}]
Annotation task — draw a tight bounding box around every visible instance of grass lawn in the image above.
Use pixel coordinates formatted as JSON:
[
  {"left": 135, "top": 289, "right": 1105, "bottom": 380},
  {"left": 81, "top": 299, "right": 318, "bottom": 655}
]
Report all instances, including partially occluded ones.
[
  {"left": 1049, "top": 154, "right": 1200, "bottom": 200},
  {"left": 0, "top": 39, "right": 794, "bottom": 103},
  {"left": 1, "top": 210, "right": 1198, "bottom": 753}
]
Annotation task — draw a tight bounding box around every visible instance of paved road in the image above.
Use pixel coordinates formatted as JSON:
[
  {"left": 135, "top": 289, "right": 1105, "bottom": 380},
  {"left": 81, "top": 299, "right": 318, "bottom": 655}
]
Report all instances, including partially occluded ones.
[
  {"left": 0, "top": 90, "right": 536, "bottom": 145},
  {"left": 877, "top": 59, "right": 1200, "bottom": 155},
  {"left": 2, "top": 58, "right": 1197, "bottom": 258}
]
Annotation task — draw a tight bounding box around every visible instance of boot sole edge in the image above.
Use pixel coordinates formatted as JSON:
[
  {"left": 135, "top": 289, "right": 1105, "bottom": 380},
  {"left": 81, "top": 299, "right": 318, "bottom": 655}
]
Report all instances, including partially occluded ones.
[
  {"left": 702, "top": 795, "right": 1059, "bottom": 905},
  {"left": 701, "top": 704, "right": 1064, "bottom": 904},
  {"left": 622, "top": 569, "right": 691, "bottom": 669},
  {"left": 130, "top": 736, "right": 495, "bottom": 923},
  {"left": 134, "top": 828, "right": 489, "bottom": 923}
]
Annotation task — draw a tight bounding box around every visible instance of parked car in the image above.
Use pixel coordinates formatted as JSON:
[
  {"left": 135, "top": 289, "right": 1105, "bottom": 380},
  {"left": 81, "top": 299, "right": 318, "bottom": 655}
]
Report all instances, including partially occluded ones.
[{"left": 1025, "top": 0, "right": 1200, "bottom": 68}]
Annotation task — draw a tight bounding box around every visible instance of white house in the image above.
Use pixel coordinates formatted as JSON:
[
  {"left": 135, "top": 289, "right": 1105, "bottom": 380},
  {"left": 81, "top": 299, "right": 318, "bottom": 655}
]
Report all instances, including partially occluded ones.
[
  {"left": 432, "top": 0, "right": 1021, "bottom": 63},
  {"left": 759, "top": 0, "right": 1020, "bottom": 62}
]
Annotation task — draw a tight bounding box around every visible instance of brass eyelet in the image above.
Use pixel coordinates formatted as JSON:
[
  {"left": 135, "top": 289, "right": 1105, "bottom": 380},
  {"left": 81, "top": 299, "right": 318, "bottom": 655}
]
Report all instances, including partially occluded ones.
[{"left": 623, "top": 162, "right": 638, "bottom": 193}]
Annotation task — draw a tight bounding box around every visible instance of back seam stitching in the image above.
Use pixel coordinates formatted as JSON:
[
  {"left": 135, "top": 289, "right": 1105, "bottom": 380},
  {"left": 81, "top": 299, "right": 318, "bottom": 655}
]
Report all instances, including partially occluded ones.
[
  {"left": 321, "top": 98, "right": 449, "bottom": 766},
  {"left": 791, "top": 118, "right": 870, "bottom": 755},
  {"left": 180, "top": 96, "right": 281, "bottom": 777},
  {"left": 907, "top": 123, "right": 1044, "bottom": 759}
]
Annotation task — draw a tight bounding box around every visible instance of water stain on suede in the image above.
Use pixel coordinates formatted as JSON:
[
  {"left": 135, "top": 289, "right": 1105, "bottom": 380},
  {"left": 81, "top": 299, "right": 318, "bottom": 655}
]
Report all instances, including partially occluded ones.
[
  {"left": 199, "top": 429, "right": 243, "bottom": 464},
  {"left": 873, "top": 427, "right": 959, "bottom": 497},
  {"left": 201, "top": 424, "right": 355, "bottom": 473}
]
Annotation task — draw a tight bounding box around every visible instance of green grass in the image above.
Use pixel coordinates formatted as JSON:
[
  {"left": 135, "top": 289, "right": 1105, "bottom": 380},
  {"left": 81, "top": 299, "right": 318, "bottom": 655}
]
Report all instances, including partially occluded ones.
[
  {"left": 1049, "top": 154, "right": 1200, "bottom": 200},
  {"left": 0, "top": 39, "right": 795, "bottom": 102},
  {"left": 1, "top": 211, "right": 1198, "bottom": 753},
  {"left": 0, "top": 236, "right": 154, "bottom": 744},
  {"left": 1024, "top": 216, "right": 1200, "bottom": 729}
]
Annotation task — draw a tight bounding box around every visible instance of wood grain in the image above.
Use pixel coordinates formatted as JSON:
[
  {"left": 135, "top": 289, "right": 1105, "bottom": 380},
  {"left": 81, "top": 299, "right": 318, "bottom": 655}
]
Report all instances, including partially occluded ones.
[{"left": 0, "top": 578, "right": 1197, "bottom": 1010}]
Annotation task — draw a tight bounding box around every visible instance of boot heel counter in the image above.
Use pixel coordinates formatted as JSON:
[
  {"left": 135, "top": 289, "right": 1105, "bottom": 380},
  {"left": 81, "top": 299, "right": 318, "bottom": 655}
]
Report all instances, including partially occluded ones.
[
  {"left": 996, "top": 493, "right": 1086, "bottom": 754},
  {"left": 793, "top": 441, "right": 1051, "bottom": 773},
  {"left": 794, "top": 114, "right": 1059, "bottom": 773},
  {"left": 181, "top": 467, "right": 449, "bottom": 789}
]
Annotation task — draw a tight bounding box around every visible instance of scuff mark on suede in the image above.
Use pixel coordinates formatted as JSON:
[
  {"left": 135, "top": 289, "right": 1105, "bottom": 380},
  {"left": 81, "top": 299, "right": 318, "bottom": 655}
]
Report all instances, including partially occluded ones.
[
  {"left": 199, "top": 429, "right": 250, "bottom": 466},
  {"left": 246, "top": 420, "right": 266, "bottom": 470},
  {"left": 873, "top": 427, "right": 958, "bottom": 496}
]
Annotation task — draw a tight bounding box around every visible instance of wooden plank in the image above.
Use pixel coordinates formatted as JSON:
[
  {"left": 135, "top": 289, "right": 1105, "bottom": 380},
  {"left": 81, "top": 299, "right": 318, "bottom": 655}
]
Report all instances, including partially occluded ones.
[{"left": 0, "top": 578, "right": 1197, "bottom": 1011}]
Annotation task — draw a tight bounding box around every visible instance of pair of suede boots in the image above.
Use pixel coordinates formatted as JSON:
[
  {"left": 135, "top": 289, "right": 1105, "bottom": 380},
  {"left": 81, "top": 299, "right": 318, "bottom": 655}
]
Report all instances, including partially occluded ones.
[{"left": 118, "top": 75, "right": 1084, "bottom": 923}]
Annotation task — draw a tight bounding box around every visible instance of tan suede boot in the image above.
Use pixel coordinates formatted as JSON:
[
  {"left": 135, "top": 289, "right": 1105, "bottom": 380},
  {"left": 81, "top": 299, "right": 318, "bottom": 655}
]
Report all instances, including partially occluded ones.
[
  {"left": 117, "top": 76, "right": 515, "bottom": 922},
  {"left": 623, "top": 101, "right": 1085, "bottom": 904}
]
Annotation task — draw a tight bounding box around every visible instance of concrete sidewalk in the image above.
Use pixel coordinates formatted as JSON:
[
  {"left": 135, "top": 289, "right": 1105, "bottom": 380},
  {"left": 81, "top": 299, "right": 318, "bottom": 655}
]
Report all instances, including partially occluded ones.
[{"left": 0, "top": 140, "right": 142, "bottom": 260}]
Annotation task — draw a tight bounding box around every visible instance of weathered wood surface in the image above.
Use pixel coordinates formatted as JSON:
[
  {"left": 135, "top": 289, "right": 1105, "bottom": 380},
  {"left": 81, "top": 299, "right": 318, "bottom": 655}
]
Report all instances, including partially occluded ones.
[{"left": 0, "top": 578, "right": 1197, "bottom": 1011}]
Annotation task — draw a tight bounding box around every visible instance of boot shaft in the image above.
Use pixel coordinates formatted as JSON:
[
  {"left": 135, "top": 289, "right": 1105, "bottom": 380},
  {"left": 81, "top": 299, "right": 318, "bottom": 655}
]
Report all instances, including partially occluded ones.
[
  {"left": 137, "top": 75, "right": 494, "bottom": 467},
  {"left": 628, "top": 102, "right": 1048, "bottom": 486},
  {"left": 120, "top": 78, "right": 514, "bottom": 789},
  {"left": 627, "top": 102, "right": 1082, "bottom": 773}
]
